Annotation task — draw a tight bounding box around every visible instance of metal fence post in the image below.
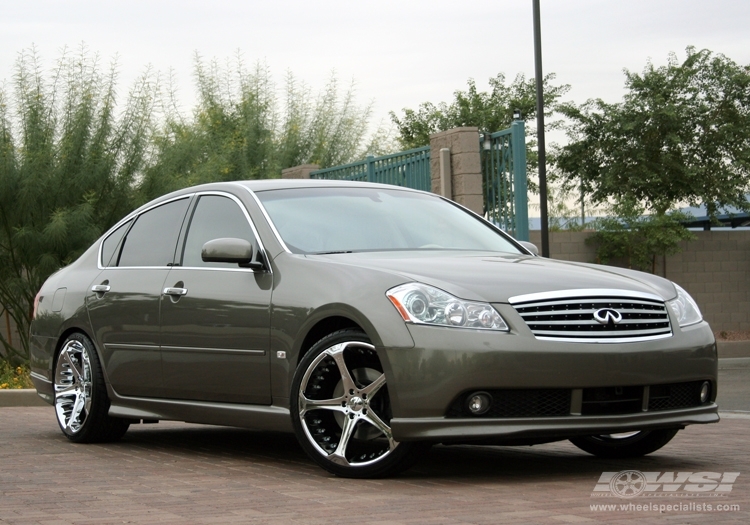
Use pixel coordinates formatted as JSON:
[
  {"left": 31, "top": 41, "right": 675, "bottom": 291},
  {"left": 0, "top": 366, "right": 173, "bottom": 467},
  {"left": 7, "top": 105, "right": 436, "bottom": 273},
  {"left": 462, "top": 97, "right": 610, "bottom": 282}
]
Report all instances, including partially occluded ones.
[
  {"left": 366, "top": 156, "right": 375, "bottom": 182},
  {"left": 511, "top": 120, "right": 529, "bottom": 241}
]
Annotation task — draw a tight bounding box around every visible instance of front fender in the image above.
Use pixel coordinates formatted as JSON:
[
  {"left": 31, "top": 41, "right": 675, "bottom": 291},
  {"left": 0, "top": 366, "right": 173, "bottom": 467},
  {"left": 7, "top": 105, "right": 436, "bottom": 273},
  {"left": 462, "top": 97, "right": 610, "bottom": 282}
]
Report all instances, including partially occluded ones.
[{"left": 268, "top": 253, "right": 416, "bottom": 405}]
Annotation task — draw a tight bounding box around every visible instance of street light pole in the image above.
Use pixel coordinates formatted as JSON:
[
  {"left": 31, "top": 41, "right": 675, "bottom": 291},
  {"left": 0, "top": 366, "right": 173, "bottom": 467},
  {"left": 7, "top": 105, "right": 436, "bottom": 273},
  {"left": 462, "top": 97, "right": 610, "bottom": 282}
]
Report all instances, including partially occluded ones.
[{"left": 532, "top": 0, "right": 550, "bottom": 257}]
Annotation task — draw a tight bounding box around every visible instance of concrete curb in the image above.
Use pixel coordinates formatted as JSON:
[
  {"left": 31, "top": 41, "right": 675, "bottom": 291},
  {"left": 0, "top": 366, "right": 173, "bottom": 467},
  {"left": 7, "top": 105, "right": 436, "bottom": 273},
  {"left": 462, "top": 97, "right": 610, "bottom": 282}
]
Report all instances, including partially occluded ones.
[{"left": 0, "top": 389, "right": 48, "bottom": 407}]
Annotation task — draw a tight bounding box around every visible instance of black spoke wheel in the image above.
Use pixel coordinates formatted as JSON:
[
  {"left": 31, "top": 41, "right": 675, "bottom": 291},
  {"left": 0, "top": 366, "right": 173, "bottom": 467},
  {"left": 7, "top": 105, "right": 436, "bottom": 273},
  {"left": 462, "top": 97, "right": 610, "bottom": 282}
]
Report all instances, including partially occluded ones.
[
  {"left": 53, "top": 333, "right": 130, "bottom": 443},
  {"left": 291, "top": 329, "right": 428, "bottom": 478},
  {"left": 569, "top": 428, "right": 679, "bottom": 458}
]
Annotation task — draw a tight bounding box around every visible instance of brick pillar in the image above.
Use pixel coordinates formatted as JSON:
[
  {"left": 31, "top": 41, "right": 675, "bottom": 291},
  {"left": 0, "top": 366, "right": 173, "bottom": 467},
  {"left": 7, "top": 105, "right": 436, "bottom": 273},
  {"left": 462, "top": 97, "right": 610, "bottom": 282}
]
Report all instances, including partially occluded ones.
[
  {"left": 281, "top": 164, "right": 319, "bottom": 179},
  {"left": 429, "top": 127, "right": 483, "bottom": 215}
]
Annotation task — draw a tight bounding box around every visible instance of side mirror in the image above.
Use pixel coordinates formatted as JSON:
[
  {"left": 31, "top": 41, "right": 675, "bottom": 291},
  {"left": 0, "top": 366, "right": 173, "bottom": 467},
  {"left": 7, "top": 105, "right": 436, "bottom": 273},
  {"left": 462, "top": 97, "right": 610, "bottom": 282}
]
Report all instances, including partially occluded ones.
[
  {"left": 518, "top": 241, "right": 539, "bottom": 256},
  {"left": 201, "top": 238, "right": 262, "bottom": 269}
]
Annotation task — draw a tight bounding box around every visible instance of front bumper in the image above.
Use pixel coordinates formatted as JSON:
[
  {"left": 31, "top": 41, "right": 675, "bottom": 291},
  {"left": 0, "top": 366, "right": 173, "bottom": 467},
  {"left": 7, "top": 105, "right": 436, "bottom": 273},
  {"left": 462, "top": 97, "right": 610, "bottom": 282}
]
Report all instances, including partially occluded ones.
[
  {"left": 380, "top": 314, "right": 718, "bottom": 440},
  {"left": 391, "top": 404, "right": 719, "bottom": 442}
]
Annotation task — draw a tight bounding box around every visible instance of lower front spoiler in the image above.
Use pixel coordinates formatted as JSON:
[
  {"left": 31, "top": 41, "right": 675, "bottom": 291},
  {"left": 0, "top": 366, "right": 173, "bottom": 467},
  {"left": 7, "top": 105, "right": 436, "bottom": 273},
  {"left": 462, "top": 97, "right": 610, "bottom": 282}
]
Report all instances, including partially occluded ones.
[{"left": 391, "top": 404, "right": 719, "bottom": 442}]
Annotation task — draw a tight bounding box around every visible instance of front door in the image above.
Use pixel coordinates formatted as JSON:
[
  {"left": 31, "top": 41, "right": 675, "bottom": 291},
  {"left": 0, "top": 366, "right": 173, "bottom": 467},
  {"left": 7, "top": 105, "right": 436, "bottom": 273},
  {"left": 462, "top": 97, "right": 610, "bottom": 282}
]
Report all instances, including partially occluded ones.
[{"left": 159, "top": 193, "right": 272, "bottom": 404}]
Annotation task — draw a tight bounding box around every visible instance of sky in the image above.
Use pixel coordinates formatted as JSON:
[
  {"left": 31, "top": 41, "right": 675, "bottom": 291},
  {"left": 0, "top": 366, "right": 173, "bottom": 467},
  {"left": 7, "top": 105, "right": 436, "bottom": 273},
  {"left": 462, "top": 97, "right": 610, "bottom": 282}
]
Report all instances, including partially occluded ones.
[{"left": 1, "top": 0, "right": 750, "bottom": 146}]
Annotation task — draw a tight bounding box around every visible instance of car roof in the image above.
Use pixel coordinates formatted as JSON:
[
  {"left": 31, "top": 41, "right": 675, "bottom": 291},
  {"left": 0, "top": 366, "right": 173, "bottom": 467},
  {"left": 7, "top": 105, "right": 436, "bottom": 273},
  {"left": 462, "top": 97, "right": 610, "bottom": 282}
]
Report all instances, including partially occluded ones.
[
  {"left": 236, "top": 178, "right": 426, "bottom": 193},
  {"left": 154, "top": 179, "right": 429, "bottom": 200}
]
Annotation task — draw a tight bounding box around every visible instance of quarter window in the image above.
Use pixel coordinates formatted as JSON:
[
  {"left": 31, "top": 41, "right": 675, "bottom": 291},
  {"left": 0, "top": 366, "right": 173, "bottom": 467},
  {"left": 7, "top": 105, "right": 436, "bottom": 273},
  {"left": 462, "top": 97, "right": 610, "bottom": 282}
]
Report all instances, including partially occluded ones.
[
  {"left": 118, "top": 198, "right": 190, "bottom": 267},
  {"left": 100, "top": 220, "right": 132, "bottom": 267},
  {"left": 181, "top": 195, "right": 256, "bottom": 268}
]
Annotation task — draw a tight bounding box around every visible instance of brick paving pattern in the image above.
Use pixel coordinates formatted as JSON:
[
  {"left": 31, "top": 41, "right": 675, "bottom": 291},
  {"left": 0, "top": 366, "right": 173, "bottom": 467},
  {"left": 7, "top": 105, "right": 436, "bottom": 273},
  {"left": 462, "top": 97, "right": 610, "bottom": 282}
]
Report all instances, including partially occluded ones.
[{"left": 0, "top": 407, "right": 747, "bottom": 524}]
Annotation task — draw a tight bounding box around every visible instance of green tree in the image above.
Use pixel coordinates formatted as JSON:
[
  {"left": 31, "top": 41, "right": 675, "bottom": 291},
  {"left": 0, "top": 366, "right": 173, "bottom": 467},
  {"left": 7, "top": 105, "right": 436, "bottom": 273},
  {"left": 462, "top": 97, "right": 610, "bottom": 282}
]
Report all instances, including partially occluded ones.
[
  {"left": 390, "top": 72, "right": 570, "bottom": 149},
  {"left": 585, "top": 200, "right": 695, "bottom": 275},
  {"left": 556, "top": 47, "right": 750, "bottom": 220},
  {"left": 140, "top": 56, "right": 389, "bottom": 202},
  {"left": 0, "top": 47, "right": 157, "bottom": 363}
]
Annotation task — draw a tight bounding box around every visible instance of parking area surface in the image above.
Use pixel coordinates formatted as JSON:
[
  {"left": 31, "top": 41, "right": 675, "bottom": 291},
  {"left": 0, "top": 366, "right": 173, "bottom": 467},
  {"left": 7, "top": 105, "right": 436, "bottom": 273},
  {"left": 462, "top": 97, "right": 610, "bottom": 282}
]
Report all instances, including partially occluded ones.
[{"left": 1, "top": 405, "right": 748, "bottom": 525}]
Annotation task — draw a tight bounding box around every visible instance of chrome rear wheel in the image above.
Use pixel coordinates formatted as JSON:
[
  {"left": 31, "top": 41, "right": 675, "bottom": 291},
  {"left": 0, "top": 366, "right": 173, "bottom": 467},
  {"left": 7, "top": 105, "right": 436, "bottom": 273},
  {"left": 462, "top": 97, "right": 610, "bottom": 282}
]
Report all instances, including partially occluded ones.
[
  {"left": 52, "top": 333, "right": 130, "bottom": 443},
  {"left": 54, "top": 339, "right": 93, "bottom": 434}
]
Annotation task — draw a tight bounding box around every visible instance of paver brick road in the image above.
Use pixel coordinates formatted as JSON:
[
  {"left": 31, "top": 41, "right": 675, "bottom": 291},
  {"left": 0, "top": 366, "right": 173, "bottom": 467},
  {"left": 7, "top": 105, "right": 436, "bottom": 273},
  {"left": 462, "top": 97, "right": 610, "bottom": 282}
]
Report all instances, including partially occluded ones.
[{"left": 0, "top": 406, "right": 748, "bottom": 525}]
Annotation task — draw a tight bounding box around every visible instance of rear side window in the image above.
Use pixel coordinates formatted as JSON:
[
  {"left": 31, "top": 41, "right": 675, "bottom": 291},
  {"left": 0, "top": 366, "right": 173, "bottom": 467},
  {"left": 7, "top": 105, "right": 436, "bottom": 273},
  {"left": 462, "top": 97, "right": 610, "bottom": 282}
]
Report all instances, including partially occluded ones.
[
  {"left": 100, "top": 220, "right": 132, "bottom": 267},
  {"left": 118, "top": 198, "right": 190, "bottom": 267},
  {"left": 181, "top": 195, "right": 256, "bottom": 268}
]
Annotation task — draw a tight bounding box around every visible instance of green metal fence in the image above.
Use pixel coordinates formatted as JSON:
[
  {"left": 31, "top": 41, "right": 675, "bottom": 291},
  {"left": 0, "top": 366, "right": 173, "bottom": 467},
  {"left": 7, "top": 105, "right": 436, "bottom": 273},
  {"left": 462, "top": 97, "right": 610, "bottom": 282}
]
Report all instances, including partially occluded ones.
[
  {"left": 482, "top": 120, "right": 528, "bottom": 241},
  {"left": 308, "top": 124, "right": 528, "bottom": 241},
  {"left": 309, "top": 146, "right": 431, "bottom": 191}
]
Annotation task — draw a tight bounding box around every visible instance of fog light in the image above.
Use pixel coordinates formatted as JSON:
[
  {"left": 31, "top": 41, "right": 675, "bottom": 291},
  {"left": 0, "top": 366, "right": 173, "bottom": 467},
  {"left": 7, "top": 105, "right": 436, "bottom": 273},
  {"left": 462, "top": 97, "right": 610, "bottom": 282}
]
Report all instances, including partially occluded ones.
[
  {"left": 700, "top": 381, "right": 710, "bottom": 403},
  {"left": 466, "top": 392, "right": 492, "bottom": 415}
]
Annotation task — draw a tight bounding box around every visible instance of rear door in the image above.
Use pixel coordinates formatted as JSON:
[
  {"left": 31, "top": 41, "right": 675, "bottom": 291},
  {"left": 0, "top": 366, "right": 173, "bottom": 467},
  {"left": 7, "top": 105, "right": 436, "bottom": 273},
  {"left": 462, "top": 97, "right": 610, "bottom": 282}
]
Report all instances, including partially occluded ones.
[
  {"left": 159, "top": 192, "right": 272, "bottom": 404},
  {"left": 87, "top": 196, "right": 191, "bottom": 398}
]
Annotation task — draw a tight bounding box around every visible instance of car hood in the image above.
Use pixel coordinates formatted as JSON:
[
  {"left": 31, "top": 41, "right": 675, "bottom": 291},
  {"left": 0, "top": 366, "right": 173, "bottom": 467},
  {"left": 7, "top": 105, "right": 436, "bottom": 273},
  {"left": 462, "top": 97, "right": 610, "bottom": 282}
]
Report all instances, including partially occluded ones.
[{"left": 311, "top": 251, "right": 677, "bottom": 303}]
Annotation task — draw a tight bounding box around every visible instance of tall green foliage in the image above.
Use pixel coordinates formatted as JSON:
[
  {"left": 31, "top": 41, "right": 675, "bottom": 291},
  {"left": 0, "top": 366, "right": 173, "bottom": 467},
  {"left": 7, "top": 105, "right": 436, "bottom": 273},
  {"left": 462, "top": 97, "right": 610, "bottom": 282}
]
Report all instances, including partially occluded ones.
[
  {"left": 0, "top": 47, "right": 157, "bottom": 362},
  {"left": 140, "top": 57, "right": 387, "bottom": 202}
]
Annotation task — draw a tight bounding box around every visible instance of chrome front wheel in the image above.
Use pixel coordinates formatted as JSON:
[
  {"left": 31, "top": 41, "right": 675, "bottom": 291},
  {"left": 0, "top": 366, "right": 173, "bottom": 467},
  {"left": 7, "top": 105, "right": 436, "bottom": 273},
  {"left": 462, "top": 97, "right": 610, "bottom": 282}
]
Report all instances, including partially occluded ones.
[{"left": 291, "top": 329, "right": 427, "bottom": 478}]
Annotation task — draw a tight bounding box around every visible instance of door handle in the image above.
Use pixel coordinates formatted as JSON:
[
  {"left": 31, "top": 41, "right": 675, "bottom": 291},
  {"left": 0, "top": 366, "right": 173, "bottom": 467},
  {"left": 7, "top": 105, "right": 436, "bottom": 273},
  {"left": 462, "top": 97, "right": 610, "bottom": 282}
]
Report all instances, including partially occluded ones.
[
  {"left": 163, "top": 287, "right": 188, "bottom": 297},
  {"left": 91, "top": 285, "right": 111, "bottom": 293}
]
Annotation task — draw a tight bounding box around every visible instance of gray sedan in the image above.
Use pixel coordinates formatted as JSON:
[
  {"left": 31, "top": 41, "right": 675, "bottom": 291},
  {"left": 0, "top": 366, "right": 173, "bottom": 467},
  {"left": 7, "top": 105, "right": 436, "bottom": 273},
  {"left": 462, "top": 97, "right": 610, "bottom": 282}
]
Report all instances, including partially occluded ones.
[{"left": 29, "top": 180, "right": 718, "bottom": 478}]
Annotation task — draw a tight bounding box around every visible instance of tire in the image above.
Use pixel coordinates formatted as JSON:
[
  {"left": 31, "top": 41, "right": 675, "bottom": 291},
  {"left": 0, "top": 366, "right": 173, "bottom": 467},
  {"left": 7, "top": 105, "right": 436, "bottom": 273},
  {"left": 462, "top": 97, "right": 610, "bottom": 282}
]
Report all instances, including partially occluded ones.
[
  {"left": 53, "top": 332, "right": 130, "bottom": 443},
  {"left": 290, "top": 329, "right": 428, "bottom": 478},
  {"left": 569, "top": 428, "right": 679, "bottom": 459}
]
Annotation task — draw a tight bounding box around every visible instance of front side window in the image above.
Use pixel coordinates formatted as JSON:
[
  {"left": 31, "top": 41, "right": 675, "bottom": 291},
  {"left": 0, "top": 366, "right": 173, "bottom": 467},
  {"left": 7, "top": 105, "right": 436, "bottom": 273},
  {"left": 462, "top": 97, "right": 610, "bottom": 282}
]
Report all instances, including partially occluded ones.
[
  {"left": 118, "top": 198, "right": 190, "bottom": 267},
  {"left": 255, "top": 187, "right": 522, "bottom": 255},
  {"left": 180, "top": 195, "right": 256, "bottom": 268}
]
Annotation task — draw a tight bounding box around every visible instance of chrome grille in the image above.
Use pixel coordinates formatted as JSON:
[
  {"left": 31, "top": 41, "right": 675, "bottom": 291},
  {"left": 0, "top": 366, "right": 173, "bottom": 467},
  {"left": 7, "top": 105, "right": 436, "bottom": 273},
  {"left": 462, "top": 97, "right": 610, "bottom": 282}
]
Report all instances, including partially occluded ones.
[{"left": 509, "top": 289, "right": 672, "bottom": 343}]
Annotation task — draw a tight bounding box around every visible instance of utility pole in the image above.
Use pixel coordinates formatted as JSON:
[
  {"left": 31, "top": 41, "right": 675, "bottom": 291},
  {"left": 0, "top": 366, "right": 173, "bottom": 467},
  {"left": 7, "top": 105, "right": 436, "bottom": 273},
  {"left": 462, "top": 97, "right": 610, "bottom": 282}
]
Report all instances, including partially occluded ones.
[{"left": 532, "top": 0, "right": 550, "bottom": 257}]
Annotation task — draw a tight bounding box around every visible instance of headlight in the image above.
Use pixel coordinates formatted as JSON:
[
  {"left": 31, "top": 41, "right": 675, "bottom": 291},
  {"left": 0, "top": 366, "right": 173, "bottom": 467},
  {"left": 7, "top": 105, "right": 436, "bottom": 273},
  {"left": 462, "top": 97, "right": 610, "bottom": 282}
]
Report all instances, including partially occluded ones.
[
  {"left": 386, "top": 283, "right": 509, "bottom": 331},
  {"left": 667, "top": 283, "right": 703, "bottom": 327}
]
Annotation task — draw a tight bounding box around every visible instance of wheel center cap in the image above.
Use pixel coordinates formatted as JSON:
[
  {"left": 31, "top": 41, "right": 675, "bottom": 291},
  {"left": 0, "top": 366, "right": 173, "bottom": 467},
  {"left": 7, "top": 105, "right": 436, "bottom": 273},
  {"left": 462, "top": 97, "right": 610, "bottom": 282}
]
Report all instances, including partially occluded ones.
[{"left": 347, "top": 396, "right": 365, "bottom": 412}]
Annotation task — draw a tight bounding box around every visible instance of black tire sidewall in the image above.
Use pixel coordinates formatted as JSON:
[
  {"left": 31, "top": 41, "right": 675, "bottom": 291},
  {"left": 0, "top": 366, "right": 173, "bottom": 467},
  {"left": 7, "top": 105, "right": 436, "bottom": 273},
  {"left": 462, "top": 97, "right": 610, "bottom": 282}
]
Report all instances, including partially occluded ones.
[{"left": 569, "top": 428, "right": 679, "bottom": 458}]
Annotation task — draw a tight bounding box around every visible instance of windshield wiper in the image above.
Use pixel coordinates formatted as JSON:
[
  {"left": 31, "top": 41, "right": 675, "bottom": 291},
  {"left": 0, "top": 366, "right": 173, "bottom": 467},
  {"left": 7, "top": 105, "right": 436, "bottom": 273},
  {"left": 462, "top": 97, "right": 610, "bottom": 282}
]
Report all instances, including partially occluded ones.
[{"left": 312, "top": 250, "right": 354, "bottom": 255}]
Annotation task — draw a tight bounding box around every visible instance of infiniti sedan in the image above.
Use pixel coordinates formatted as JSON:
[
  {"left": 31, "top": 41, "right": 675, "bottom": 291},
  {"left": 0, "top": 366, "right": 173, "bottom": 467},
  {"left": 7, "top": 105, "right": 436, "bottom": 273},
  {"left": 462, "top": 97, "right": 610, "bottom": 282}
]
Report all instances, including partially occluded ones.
[{"left": 29, "top": 180, "right": 718, "bottom": 478}]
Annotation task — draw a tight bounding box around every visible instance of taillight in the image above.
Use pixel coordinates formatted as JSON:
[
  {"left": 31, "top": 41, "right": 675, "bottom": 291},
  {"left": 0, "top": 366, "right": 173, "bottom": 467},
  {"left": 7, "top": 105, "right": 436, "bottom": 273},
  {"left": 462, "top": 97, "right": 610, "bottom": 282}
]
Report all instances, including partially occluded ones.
[{"left": 32, "top": 291, "right": 42, "bottom": 320}]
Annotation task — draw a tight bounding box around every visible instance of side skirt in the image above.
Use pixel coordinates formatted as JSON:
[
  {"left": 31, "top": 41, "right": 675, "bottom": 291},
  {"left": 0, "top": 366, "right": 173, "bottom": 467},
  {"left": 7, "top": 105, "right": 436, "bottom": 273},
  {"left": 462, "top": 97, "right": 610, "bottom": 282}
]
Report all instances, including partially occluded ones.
[{"left": 108, "top": 394, "right": 293, "bottom": 433}]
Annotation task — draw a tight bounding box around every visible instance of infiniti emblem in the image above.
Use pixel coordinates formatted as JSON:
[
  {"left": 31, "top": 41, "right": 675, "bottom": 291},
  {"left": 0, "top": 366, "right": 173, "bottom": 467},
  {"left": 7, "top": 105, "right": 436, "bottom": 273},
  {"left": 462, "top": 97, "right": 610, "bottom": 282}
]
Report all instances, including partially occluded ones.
[{"left": 594, "top": 308, "right": 623, "bottom": 325}]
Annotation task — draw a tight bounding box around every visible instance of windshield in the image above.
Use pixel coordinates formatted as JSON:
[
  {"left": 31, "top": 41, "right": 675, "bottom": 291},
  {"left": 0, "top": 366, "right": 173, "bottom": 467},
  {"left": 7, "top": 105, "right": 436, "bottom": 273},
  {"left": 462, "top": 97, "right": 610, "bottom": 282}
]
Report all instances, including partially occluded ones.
[{"left": 255, "top": 187, "right": 523, "bottom": 255}]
